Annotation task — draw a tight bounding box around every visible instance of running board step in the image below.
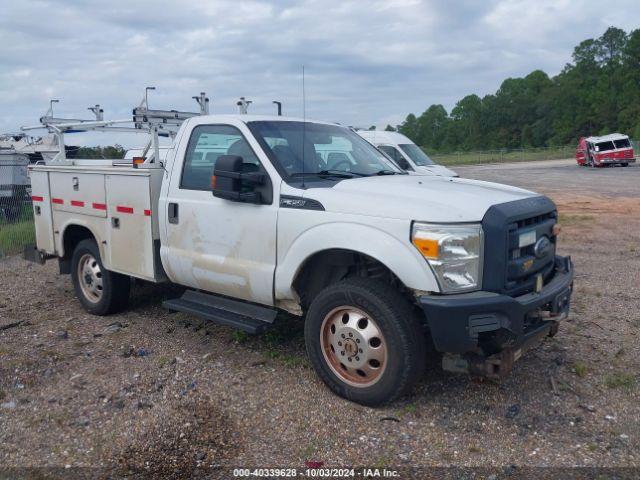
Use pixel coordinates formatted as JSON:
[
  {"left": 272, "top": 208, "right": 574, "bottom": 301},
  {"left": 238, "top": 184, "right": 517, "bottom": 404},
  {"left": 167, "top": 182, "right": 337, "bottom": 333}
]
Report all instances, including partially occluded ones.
[{"left": 163, "top": 290, "right": 277, "bottom": 334}]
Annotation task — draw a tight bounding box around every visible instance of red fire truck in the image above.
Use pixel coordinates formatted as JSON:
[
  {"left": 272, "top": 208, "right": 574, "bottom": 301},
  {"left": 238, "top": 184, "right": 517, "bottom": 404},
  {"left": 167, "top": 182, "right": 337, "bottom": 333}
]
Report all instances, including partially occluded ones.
[{"left": 576, "top": 133, "right": 635, "bottom": 167}]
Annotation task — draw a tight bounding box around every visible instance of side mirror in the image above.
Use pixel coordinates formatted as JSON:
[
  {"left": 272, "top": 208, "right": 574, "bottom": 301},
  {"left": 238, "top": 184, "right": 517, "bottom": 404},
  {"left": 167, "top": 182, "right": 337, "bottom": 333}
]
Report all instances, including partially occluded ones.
[
  {"left": 212, "top": 155, "right": 265, "bottom": 203},
  {"left": 398, "top": 158, "right": 410, "bottom": 170}
]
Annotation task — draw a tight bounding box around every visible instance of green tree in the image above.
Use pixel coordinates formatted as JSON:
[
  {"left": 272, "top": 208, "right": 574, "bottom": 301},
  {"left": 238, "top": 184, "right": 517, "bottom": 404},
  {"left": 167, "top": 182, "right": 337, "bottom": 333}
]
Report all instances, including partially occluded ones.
[{"left": 398, "top": 26, "right": 639, "bottom": 152}]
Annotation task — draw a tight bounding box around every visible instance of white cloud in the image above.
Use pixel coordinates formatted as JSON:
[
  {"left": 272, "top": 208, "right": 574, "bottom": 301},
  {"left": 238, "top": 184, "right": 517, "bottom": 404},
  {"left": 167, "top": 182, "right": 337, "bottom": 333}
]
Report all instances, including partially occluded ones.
[{"left": 0, "top": 0, "right": 638, "bottom": 145}]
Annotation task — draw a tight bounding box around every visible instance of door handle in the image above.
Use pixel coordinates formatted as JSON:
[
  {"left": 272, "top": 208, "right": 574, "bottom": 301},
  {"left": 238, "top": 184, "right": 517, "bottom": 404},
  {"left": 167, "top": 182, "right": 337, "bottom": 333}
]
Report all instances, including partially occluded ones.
[{"left": 168, "top": 202, "right": 179, "bottom": 224}]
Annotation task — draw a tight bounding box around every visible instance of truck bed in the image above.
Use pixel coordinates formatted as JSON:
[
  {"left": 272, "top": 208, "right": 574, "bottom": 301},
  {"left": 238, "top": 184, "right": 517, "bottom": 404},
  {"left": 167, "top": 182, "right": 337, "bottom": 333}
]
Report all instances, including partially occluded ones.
[{"left": 29, "top": 161, "right": 165, "bottom": 282}]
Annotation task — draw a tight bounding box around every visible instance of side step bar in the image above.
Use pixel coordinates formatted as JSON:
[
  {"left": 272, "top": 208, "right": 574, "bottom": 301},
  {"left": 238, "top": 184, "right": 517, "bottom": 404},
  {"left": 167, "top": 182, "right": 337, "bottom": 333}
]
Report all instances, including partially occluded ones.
[{"left": 163, "top": 290, "right": 277, "bottom": 334}]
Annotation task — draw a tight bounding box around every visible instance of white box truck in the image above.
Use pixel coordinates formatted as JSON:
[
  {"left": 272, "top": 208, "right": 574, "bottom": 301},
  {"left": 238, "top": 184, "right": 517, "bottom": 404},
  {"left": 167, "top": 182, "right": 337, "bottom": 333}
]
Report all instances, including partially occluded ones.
[{"left": 24, "top": 93, "right": 573, "bottom": 405}]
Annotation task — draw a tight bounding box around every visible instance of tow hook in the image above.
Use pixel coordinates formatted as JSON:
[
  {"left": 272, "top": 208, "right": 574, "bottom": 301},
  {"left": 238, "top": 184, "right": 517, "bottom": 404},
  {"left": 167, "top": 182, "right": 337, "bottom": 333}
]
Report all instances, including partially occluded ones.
[{"left": 530, "top": 310, "right": 568, "bottom": 321}]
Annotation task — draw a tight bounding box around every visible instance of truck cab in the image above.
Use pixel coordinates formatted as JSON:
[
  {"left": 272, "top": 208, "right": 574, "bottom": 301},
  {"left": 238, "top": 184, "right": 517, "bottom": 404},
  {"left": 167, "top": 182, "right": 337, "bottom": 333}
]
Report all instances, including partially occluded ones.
[
  {"left": 357, "top": 130, "right": 458, "bottom": 177},
  {"left": 576, "top": 134, "right": 635, "bottom": 167},
  {"left": 27, "top": 103, "right": 573, "bottom": 406}
]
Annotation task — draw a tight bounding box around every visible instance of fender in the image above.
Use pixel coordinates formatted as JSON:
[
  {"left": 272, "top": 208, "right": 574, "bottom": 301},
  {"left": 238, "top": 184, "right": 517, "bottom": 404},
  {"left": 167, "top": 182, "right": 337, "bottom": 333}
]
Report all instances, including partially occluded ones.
[
  {"left": 57, "top": 217, "right": 110, "bottom": 268},
  {"left": 274, "top": 221, "right": 440, "bottom": 300}
]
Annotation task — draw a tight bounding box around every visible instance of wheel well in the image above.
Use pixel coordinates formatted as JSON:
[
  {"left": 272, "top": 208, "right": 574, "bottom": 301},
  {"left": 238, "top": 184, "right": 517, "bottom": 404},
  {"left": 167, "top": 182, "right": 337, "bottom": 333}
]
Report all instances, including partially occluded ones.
[
  {"left": 59, "top": 225, "right": 95, "bottom": 274},
  {"left": 293, "top": 249, "right": 409, "bottom": 311}
]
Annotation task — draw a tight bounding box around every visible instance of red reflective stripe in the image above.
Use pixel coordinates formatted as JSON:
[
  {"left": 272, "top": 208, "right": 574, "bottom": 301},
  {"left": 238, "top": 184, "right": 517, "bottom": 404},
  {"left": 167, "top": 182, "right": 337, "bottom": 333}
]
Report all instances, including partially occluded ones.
[
  {"left": 116, "top": 206, "right": 134, "bottom": 214},
  {"left": 52, "top": 198, "right": 63, "bottom": 205},
  {"left": 31, "top": 195, "right": 44, "bottom": 202},
  {"left": 92, "top": 203, "right": 107, "bottom": 210},
  {"left": 144, "top": 209, "right": 151, "bottom": 216},
  {"left": 71, "top": 200, "right": 84, "bottom": 207}
]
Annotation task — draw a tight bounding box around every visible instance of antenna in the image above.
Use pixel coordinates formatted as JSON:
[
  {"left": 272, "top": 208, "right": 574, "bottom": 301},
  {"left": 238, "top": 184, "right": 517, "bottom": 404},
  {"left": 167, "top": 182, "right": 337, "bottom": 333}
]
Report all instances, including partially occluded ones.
[{"left": 301, "top": 65, "right": 306, "bottom": 189}]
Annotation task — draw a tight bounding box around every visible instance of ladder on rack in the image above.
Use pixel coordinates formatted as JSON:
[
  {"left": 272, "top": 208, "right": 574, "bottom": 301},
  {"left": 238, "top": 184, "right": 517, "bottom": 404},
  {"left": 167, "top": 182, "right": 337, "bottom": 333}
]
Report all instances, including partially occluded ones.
[{"left": 22, "top": 88, "right": 210, "bottom": 166}]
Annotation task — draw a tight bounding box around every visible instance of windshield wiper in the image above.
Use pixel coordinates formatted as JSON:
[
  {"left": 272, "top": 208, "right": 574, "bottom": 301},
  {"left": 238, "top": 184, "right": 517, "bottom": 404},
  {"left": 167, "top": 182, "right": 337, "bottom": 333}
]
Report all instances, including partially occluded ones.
[
  {"left": 291, "top": 170, "right": 366, "bottom": 178},
  {"left": 375, "top": 169, "right": 401, "bottom": 175}
]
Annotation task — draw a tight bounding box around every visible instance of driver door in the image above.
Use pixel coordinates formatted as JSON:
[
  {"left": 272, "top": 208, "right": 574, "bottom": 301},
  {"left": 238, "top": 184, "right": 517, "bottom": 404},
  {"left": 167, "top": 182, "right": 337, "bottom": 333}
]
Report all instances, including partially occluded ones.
[
  {"left": 378, "top": 145, "right": 412, "bottom": 171},
  {"left": 163, "top": 124, "right": 278, "bottom": 306}
]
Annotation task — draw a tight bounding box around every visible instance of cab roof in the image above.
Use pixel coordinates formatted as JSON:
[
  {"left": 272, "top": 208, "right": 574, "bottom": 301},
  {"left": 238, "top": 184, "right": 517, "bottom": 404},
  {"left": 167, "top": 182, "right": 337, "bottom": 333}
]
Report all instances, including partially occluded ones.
[
  {"left": 585, "top": 133, "right": 629, "bottom": 143},
  {"left": 193, "top": 114, "right": 341, "bottom": 126},
  {"left": 356, "top": 130, "right": 412, "bottom": 145}
]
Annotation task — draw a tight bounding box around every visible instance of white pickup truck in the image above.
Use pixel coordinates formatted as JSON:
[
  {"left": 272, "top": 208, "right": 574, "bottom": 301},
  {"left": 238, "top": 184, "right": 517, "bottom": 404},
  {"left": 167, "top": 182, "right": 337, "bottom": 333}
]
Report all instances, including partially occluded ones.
[{"left": 25, "top": 103, "right": 573, "bottom": 405}]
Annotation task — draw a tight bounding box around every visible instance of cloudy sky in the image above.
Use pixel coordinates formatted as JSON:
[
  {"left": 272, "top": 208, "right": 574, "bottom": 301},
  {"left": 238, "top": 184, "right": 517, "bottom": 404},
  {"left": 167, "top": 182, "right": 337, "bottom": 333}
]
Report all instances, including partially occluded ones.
[{"left": 1, "top": 0, "right": 638, "bottom": 147}]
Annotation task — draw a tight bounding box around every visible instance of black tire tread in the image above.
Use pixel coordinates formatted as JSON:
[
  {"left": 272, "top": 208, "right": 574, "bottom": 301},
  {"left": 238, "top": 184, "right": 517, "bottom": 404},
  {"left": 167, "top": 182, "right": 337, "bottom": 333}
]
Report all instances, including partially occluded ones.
[
  {"left": 305, "top": 277, "right": 425, "bottom": 406},
  {"left": 71, "top": 239, "right": 130, "bottom": 315}
]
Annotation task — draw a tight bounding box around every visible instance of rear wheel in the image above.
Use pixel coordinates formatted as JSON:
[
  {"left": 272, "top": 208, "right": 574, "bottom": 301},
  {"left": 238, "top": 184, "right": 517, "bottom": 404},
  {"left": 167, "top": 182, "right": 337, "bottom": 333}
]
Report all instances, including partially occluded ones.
[
  {"left": 305, "top": 278, "right": 425, "bottom": 406},
  {"left": 71, "top": 239, "right": 130, "bottom": 315}
]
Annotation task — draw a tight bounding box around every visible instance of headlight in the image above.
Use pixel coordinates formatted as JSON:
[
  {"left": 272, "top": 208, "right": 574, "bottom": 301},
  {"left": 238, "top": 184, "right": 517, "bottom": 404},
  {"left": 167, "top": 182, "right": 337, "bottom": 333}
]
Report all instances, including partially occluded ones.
[{"left": 411, "top": 222, "right": 483, "bottom": 293}]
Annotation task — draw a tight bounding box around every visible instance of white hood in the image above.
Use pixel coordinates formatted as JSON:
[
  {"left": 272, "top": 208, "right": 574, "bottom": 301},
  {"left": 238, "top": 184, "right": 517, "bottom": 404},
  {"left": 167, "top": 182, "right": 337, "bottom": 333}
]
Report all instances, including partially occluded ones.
[{"left": 304, "top": 175, "right": 538, "bottom": 223}]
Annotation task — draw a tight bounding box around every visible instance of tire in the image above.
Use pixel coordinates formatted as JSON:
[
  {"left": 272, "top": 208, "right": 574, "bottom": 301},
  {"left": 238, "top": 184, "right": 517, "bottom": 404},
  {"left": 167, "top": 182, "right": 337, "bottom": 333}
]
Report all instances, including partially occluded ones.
[
  {"left": 621, "top": 163, "right": 629, "bottom": 167},
  {"left": 304, "top": 278, "right": 425, "bottom": 406},
  {"left": 71, "top": 239, "right": 130, "bottom": 315}
]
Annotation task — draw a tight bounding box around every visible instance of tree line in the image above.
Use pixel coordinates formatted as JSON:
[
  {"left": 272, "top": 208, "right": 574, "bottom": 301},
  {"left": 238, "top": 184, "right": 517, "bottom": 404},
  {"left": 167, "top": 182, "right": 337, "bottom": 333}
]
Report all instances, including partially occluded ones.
[
  {"left": 69, "top": 145, "right": 126, "bottom": 159},
  {"left": 385, "top": 27, "right": 640, "bottom": 152}
]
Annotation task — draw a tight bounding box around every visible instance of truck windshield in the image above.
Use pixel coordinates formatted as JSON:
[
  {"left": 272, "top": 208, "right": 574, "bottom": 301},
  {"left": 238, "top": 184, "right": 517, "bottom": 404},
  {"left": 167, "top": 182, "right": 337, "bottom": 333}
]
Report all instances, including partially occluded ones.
[
  {"left": 248, "top": 121, "right": 402, "bottom": 178},
  {"left": 613, "top": 138, "right": 631, "bottom": 149},
  {"left": 398, "top": 144, "right": 435, "bottom": 166}
]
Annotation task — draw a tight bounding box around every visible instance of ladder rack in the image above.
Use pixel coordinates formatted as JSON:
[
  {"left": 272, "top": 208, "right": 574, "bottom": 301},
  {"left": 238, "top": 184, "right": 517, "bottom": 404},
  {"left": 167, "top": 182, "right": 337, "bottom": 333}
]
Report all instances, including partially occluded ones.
[{"left": 21, "top": 89, "right": 210, "bottom": 166}]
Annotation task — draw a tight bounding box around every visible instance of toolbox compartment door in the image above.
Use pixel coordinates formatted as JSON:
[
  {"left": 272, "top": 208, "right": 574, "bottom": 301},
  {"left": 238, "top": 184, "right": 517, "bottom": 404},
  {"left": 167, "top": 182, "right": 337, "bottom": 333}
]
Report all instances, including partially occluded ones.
[
  {"left": 49, "top": 171, "right": 107, "bottom": 218},
  {"left": 29, "top": 170, "right": 56, "bottom": 255},
  {"left": 105, "top": 173, "right": 156, "bottom": 280}
]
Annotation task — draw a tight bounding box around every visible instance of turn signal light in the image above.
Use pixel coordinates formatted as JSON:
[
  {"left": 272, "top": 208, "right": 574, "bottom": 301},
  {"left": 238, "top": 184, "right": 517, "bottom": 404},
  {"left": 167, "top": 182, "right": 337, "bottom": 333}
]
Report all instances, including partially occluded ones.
[
  {"left": 211, "top": 175, "right": 217, "bottom": 189},
  {"left": 552, "top": 224, "right": 562, "bottom": 236},
  {"left": 412, "top": 237, "right": 439, "bottom": 259},
  {"left": 133, "top": 156, "right": 145, "bottom": 165}
]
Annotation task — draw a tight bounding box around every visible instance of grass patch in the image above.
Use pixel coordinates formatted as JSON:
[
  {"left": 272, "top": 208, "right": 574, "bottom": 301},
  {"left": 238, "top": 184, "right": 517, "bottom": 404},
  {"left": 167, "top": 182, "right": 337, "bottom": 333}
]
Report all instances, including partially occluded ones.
[
  {"left": 262, "top": 348, "right": 308, "bottom": 368},
  {"left": 430, "top": 146, "right": 574, "bottom": 166},
  {"left": 397, "top": 402, "right": 418, "bottom": 418},
  {"left": 0, "top": 203, "right": 35, "bottom": 256},
  {"left": 605, "top": 372, "right": 636, "bottom": 390},
  {"left": 0, "top": 218, "right": 35, "bottom": 256},
  {"left": 572, "top": 361, "right": 589, "bottom": 377},
  {"left": 558, "top": 213, "right": 594, "bottom": 226},
  {"left": 231, "top": 330, "right": 250, "bottom": 343}
]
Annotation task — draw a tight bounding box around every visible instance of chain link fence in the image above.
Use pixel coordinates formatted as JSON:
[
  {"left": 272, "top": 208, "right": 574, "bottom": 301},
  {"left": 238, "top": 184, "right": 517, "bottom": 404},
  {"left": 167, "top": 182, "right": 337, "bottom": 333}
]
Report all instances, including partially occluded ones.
[{"left": 0, "top": 153, "right": 34, "bottom": 259}]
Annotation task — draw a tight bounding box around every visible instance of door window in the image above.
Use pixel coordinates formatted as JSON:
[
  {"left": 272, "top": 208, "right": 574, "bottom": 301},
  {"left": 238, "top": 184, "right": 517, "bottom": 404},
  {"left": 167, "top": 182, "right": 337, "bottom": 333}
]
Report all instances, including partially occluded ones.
[
  {"left": 181, "top": 125, "right": 260, "bottom": 190},
  {"left": 378, "top": 145, "right": 403, "bottom": 162},
  {"left": 378, "top": 145, "right": 411, "bottom": 170}
]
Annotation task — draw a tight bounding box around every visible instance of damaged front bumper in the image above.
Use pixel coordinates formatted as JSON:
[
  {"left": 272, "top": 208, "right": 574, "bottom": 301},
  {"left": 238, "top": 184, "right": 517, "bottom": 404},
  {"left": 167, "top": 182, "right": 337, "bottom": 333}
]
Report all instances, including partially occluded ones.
[{"left": 419, "top": 255, "right": 573, "bottom": 378}]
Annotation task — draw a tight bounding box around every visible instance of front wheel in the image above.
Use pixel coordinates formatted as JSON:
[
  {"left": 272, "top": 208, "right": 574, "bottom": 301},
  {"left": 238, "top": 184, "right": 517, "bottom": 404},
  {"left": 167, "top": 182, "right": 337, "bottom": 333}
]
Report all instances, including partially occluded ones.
[
  {"left": 305, "top": 278, "right": 425, "bottom": 406},
  {"left": 71, "top": 239, "right": 130, "bottom": 315}
]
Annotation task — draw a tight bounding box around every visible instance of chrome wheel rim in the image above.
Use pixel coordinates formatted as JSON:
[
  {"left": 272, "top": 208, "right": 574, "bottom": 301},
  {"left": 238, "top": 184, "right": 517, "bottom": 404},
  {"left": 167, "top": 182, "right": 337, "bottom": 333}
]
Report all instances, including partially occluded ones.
[
  {"left": 320, "top": 306, "right": 387, "bottom": 388},
  {"left": 77, "top": 253, "right": 103, "bottom": 303}
]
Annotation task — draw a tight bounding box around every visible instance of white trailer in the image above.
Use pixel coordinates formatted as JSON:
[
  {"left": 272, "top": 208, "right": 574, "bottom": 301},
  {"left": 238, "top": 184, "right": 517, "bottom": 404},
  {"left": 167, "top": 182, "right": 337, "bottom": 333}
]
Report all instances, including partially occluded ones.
[
  {"left": 24, "top": 90, "right": 574, "bottom": 406},
  {"left": 0, "top": 150, "right": 30, "bottom": 222}
]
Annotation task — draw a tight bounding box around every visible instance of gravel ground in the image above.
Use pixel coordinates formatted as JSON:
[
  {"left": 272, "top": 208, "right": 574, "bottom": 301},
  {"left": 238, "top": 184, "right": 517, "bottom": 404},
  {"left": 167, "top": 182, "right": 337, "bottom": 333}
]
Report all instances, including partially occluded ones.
[{"left": 1, "top": 161, "right": 639, "bottom": 478}]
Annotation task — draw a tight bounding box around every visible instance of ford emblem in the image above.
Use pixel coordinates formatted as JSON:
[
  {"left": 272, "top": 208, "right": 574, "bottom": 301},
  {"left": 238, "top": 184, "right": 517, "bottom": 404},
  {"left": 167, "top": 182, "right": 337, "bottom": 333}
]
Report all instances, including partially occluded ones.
[{"left": 534, "top": 236, "right": 552, "bottom": 259}]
